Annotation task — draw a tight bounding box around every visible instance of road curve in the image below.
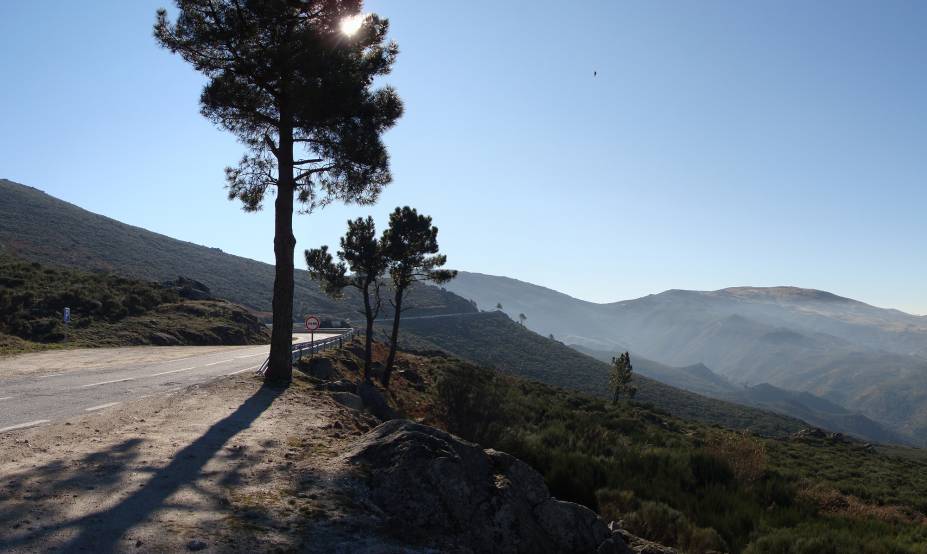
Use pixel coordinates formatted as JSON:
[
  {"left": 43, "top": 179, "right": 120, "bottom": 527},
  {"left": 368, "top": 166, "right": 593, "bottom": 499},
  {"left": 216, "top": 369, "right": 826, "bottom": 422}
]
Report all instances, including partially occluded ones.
[{"left": 0, "top": 333, "right": 339, "bottom": 433}]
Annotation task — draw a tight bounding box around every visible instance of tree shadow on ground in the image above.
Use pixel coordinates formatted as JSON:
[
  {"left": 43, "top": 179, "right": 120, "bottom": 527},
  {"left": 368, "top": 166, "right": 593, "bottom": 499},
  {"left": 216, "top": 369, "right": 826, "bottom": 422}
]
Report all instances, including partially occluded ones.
[{"left": 0, "top": 383, "right": 286, "bottom": 552}]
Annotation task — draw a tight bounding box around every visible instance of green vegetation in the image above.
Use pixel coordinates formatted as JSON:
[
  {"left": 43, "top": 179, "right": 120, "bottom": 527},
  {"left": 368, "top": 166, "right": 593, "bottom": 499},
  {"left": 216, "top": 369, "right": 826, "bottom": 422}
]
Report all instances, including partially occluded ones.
[
  {"left": 388, "top": 352, "right": 927, "bottom": 553},
  {"left": 308, "top": 207, "right": 456, "bottom": 388},
  {"left": 0, "top": 255, "right": 269, "bottom": 354},
  {"left": 384, "top": 311, "right": 809, "bottom": 437},
  {"left": 610, "top": 351, "right": 636, "bottom": 402}
]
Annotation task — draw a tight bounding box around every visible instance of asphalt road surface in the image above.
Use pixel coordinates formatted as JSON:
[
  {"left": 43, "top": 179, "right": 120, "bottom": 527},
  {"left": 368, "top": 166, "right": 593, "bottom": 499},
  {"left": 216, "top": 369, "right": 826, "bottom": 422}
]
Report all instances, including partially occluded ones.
[{"left": 0, "top": 333, "right": 339, "bottom": 433}]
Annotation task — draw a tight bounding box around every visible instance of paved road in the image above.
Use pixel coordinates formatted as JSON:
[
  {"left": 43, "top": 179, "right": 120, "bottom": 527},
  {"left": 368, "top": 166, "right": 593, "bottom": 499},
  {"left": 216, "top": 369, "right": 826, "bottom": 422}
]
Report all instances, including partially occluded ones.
[{"left": 0, "top": 333, "right": 339, "bottom": 433}]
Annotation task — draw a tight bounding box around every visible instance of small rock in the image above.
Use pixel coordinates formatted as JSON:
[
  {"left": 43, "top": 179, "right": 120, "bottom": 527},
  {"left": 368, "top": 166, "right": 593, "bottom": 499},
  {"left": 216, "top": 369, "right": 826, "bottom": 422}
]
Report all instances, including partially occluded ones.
[
  {"left": 330, "top": 392, "right": 363, "bottom": 411},
  {"left": 317, "top": 379, "right": 357, "bottom": 393},
  {"left": 187, "top": 539, "right": 207, "bottom": 551}
]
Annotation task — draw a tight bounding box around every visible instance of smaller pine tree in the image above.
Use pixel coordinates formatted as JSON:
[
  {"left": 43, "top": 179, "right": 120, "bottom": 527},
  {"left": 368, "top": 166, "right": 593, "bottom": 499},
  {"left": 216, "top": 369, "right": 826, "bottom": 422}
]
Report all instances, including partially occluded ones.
[{"left": 610, "top": 351, "right": 637, "bottom": 403}]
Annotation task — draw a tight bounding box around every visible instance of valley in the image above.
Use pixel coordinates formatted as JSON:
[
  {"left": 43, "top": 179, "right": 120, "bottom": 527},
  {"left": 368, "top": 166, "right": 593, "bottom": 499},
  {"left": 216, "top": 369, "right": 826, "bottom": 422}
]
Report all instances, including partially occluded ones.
[{"left": 445, "top": 272, "right": 927, "bottom": 444}]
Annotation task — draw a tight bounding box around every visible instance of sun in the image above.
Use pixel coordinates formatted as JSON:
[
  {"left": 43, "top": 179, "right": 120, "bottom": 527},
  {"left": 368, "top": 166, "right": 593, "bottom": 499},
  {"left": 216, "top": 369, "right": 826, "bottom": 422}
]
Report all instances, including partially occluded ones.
[{"left": 340, "top": 13, "right": 366, "bottom": 36}]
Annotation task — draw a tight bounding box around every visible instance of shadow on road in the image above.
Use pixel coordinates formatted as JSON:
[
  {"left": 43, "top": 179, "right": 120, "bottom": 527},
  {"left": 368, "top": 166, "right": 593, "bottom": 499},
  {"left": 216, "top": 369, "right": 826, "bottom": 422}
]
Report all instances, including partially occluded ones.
[{"left": 0, "top": 383, "right": 286, "bottom": 552}]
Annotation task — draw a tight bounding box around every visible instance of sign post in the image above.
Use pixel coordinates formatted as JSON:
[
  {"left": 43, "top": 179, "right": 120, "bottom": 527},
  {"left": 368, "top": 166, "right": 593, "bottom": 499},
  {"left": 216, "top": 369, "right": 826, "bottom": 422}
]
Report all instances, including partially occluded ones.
[
  {"left": 63, "top": 307, "right": 71, "bottom": 342},
  {"left": 305, "top": 315, "right": 321, "bottom": 359}
]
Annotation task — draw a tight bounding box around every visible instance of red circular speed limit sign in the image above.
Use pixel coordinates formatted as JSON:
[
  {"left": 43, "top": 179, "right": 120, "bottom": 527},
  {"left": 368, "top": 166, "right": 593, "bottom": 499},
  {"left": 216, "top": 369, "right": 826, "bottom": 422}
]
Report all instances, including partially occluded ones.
[{"left": 305, "top": 315, "right": 321, "bottom": 331}]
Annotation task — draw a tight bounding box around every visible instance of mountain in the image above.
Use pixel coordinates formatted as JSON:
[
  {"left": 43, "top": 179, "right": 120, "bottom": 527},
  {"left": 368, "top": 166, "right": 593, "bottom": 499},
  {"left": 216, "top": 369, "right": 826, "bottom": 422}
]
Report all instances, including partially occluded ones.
[
  {"left": 445, "top": 271, "right": 927, "bottom": 443},
  {"left": 2, "top": 178, "right": 914, "bottom": 443},
  {"left": 381, "top": 311, "right": 810, "bottom": 439},
  {"left": 572, "top": 344, "right": 905, "bottom": 444},
  {"left": 0, "top": 179, "right": 475, "bottom": 321},
  {"left": 571, "top": 344, "right": 739, "bottom": 397}
]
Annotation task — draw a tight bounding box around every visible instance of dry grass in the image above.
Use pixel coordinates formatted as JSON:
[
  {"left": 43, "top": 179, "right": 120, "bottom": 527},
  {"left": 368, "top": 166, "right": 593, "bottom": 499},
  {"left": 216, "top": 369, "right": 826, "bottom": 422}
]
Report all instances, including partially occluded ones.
[
  {"left": 705, "top": 430, "right": 768, "bottom": 484},
  {"left": 799, "top": 483, "right": 927, "bottom": 525}
]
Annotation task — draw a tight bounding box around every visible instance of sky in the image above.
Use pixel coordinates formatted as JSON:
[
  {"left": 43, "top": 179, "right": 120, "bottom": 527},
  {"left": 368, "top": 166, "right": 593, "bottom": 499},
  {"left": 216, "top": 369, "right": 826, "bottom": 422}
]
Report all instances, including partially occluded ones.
[{"left": 1, "top": 1, "right": 926, "bottom": 313}]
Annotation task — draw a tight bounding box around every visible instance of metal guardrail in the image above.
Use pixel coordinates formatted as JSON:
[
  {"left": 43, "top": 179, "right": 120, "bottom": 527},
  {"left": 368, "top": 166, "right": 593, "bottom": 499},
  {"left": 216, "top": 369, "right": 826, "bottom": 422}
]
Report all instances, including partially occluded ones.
[{"left": 257, "top": 328, "right": 355, "bottom": 376}]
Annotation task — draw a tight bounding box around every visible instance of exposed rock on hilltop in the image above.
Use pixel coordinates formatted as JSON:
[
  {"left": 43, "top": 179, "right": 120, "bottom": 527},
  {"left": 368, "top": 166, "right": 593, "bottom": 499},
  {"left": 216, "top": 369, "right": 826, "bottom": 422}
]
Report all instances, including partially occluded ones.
[
  {"left": 344, "top": 419, "right": 629, "bottom": 553},
  {"left": 162, "top": 276, "right": 213, "bottom": 300}
]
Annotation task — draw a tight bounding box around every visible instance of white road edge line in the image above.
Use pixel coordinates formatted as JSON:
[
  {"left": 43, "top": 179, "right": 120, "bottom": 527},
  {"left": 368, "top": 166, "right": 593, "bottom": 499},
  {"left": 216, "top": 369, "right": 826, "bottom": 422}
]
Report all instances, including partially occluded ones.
[
  {"left": 0, "top": 420, "right": 50, "bottom": 433},
  {"left": 227, "top": 367, "right": 255, "bottom": 376},
  {"left": 85, "top": 402, "right": 121, "bottom": 412},
  {"left": 149, "top": 366, "right": 196, "bottom": 377},
  {"left": 81, "top": 377, "right": 135, "bottom": 388},
  {"left": 0, "top": 396, "right": 12, "bottom": 402},
  {"left": 38, "top": 373, "right": 67, "bottom": 379},
  {"left": 234, "top": 353, "right": 266, "bottom": 359}
]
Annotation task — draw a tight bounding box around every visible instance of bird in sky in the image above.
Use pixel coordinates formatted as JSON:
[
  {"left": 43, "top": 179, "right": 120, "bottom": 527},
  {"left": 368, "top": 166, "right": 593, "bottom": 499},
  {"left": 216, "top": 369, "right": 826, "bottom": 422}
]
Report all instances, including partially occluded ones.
[{"left": 594, "top": 71, "right": 597, "bottom": 77}]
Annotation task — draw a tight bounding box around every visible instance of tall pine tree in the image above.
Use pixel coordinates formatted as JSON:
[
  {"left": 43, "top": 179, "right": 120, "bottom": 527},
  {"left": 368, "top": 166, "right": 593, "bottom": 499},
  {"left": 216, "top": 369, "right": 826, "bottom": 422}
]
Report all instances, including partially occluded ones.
[{"left": 155, "top": 1, "right": 402, "bottom": 383}]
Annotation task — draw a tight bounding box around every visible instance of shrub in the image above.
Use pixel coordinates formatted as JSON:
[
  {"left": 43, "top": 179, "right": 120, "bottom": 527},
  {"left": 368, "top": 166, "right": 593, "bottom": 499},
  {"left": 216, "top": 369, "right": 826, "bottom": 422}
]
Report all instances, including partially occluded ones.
[
  {"left": 706, "top": 431, "right": 767, "bottom": 484},
  {"left": 624, "top": 500, "right": 728, "bottom": 553}
]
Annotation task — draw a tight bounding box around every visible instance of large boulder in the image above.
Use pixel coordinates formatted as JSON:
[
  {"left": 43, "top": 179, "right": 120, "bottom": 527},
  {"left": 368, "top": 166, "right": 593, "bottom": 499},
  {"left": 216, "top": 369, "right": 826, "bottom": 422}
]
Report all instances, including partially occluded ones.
[
  {"left": 300, "top": 357, "right": 339, "bottom": 380},
  {"left": 344, "top": 420, "right": 616, "bottom": 553},
  {"left": 357, "top": 382, "right": 398, "bottom": 421},
  {"left": 162, "top": 276, "right": 213, "bottom": 300}
]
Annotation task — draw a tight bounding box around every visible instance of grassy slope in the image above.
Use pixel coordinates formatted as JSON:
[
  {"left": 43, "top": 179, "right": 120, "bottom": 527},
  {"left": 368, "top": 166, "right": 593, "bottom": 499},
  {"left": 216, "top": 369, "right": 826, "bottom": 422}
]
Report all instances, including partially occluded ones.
[
  {"left": 319, "top": 344, "right": 927, "bottom": 553},
  {"left": 0, "top": 178, "right": 476, "bottom": 321},
  {"left": 0, "top": 255, "right": 269, "bottom": 354},
  {"left": 380, "top": 311, "right": 809, "bottom": 438}
]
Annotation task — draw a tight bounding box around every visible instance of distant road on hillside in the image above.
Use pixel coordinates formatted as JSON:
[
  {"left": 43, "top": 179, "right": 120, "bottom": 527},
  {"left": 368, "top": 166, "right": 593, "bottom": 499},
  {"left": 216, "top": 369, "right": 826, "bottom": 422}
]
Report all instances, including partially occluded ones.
[{"left": 0, "top": 333, "right": 338, "bottom": 433}]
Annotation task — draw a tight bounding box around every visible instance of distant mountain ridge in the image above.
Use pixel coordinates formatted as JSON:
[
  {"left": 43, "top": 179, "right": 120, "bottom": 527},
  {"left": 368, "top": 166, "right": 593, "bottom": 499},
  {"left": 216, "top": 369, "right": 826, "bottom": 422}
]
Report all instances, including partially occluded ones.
[
  {"left": 381, "top": 311, "right": 813, "bottom": 439},
  {"left": 571, "top": 344, "right": 906, "bottom": 445},
  {"left": 0, "top": 178, "right": 475, "bottom": 321},
  {"left": 444, "top": 271, "right": 927, "bottom": 444}
]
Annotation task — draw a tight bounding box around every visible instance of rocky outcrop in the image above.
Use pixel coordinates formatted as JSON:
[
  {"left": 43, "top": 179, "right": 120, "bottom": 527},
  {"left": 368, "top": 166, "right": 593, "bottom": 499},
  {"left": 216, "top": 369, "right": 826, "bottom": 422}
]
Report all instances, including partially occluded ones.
[
  {"left": 344, "top": 420, "right": 625, "bottom": 553},
  {"left": 162, "top": 276, "right": 213, "bottom": 301},
  {"left": 610, "top": 524, "right": 679, "bottom": 554}
]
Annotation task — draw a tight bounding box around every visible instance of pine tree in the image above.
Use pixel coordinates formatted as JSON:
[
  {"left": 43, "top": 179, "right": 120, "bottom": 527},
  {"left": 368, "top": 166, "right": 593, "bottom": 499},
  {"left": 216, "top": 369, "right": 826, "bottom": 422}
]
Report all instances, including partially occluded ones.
[
  {"left": 610, "top": 351, "right": 637, "bottom": 403},
  {"left": 380, "top": 207, "right": 456, "bottom": 387},
  {"left": 155, "top": 1, "right": 402, "bottom": 383},
  {"left": 306, "top": 217, "right": 387, "bottom": 381},
  {"left": 518, "top": 313, "right": 527, "bottom": 326}
]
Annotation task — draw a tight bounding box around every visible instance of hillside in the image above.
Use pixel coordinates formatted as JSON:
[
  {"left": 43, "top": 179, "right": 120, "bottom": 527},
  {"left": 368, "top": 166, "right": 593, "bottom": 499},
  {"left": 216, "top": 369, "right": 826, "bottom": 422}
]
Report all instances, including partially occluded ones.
[
  {"left": 445, "top": 271, "right": 927, "bottom": 444},
  {"left": 402, "top": 351, "right": 927, "bottom": 553},
  {"left": 0, "top": 179, "right": 476, "bottom": 322},
  {"left": 573, "top": 344, "right": 906, "bottom": 445},
  {"left": 0, "top": 255, "right": 269, "bottom": 353},
  {"left": 572, "top": 344, "right": 740, "bottom": 397},
  {"left": 379, "top": 311, "right": 810, "bottom": 438}
]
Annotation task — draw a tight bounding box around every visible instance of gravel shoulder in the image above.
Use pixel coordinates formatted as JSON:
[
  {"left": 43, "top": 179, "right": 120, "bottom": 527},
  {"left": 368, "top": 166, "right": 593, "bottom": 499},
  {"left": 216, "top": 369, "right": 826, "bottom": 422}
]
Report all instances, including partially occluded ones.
[{"left": 0, "top": 369, "right": 384, "bottom": 553}]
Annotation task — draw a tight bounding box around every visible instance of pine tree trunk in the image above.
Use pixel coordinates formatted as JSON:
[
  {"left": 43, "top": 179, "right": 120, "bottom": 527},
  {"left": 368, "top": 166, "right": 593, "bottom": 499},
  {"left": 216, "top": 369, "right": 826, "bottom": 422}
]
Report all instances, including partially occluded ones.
[
  {"left": 382, "top": 287, "right": 403, "bottom": 388},
  {"left": 265, "top": 120, "right": 295, "bottom": 384},
  {"left": 361, "top": 280, "right": 375, "bottom": 382}
]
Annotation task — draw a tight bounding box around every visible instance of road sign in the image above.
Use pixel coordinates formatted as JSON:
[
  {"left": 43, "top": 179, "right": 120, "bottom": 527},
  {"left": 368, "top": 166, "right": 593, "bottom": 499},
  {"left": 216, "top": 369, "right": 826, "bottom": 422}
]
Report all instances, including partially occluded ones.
[
  {"left": 63, "top": 307, "right": 71, "bottom": 324},
  {"left": 305, "top": 315, "right": 321, "bottom": 332}
]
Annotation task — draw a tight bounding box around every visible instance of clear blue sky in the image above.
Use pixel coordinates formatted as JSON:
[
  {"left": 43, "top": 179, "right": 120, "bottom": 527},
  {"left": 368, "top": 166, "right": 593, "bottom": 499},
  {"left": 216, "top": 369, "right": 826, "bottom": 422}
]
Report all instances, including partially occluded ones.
[{"left": 2, "top": 1, "right": 926, "bottom": 313}]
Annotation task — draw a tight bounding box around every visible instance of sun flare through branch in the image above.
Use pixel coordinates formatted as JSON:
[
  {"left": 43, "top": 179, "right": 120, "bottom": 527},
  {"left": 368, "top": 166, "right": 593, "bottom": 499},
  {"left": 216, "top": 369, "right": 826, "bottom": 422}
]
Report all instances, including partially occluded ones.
[{"left": 340, "top": 13, "right": 366, "bottom": 36}]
